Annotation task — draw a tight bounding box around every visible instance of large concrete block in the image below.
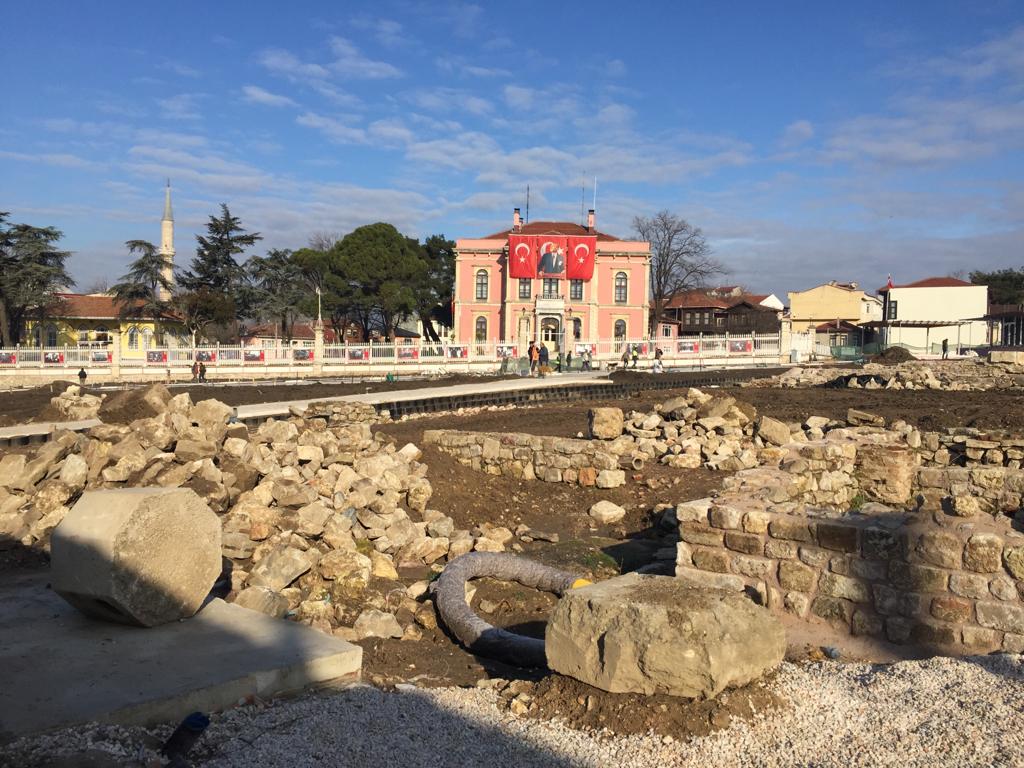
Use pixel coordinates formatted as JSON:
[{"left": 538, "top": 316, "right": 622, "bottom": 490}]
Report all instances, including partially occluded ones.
[
  {"left": 546, "top": 573, "right": 785, "bottom": 698},
  {"left": 51, "top": 488, "right": 222, "bottom": 627}
]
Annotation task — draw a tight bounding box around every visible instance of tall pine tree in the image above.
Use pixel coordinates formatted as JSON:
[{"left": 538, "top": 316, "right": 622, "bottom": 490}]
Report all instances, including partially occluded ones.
[
  {"left": 110, "top": 239, "right": 172, "bottom": 322},
  {"left": 0, "top": 212, "right": 73, "bottom": 346},
  {"left": 179, "top": 204, "right": 261, "bottom": 294}
]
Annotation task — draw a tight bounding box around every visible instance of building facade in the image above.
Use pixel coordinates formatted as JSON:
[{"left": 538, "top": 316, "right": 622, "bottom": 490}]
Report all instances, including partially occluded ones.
[
  {"left": 875, "top": 277, "right": 988, "bottom": 353},
  {"left": 661, "top": 290, "right": 782, "bottom": 337},
  {"left": 453, "top": 209, "right": 650, "bottom": 350},
  {"left": 788, "top": 281, "right": 882, "bottom": 332}
]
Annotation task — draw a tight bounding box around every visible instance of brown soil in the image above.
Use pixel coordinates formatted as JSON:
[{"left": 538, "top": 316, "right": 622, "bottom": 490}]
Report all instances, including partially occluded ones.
[
  {"left": 726, "top": 386, "right": 1024, "bottom": 432},
  {"left": 871, "top": 346, "right": 917, "bottom": 363},
  {"left": 510, "top": 673, "right": 781, "bottom": 738},
  {"left": 0, "top": 374, "right": 509, "bottom": 427}
]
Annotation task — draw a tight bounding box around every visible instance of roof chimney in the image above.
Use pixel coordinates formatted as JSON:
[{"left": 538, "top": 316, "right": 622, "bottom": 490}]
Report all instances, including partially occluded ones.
[
  {"left": 513, "top": 207, "right": 522, "bottom": 232},
  {"left": 587, "top": 208, "right": 595, "bottom": 231}
]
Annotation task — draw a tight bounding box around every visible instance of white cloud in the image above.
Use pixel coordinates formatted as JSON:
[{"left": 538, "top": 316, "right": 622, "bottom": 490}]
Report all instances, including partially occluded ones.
[
  {"left": 350, "top": 17, "right": 408, "bottom": 48},
  {"left": 605, "top": 59, "right": 627, "bottom": 77},
  {"left": 435, "top": 54, "right": 509, "bottom": 78},
  {"left": 0, "top": 150, "right": 101, "bottom": 169},
  {"left": 779, "top": 119, "right": 814, "bottom": 148},
  {"left": 158, "top": 93, "right": 203, "bottom": 121},
  {"left": 241, "top": 85, "right": 297, "bottom": 108},
  {"left": 295, "top": 112, "right": 367, "bottom": 144},
  {"left": 328, "top": 36, "right": 402, "bottom": 79},
  {"left": 160, "top": 60, "right": 201, "bottom": 78},
  {"left": 259, "top": 49, "right": 330, "bottom": 80},
  {"left": 407, "top": 87, "right": 492, "bottom": 116},
  {"left": 368, "top": 119, "right": 414, "bottom": 146}
]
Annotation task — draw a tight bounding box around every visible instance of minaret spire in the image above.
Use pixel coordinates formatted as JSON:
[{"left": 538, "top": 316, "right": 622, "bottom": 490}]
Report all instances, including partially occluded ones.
[
  {"left": 162, "top": 179, "right": 174, "bottom": 222},
  {"left": 159, "top": 181, "right": 175, "bottom": 300}
]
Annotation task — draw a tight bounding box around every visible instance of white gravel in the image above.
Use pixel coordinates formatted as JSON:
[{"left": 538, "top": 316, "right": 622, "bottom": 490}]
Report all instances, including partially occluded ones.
[{"left": 3, "top": 655, "right": 1023, "bottom": 767}]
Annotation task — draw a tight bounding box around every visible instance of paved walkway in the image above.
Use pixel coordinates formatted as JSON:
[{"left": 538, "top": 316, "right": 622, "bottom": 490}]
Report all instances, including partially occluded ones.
[
  {"left": 235, "top": 371, "right": 613, "bottom": 419},
  {"left": 0, "top": 372, "right": 615, "bottom": 440}
]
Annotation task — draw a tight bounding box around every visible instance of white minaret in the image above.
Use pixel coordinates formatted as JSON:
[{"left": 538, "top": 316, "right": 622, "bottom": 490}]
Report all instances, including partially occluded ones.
[{"left": 159, "top": 180, "right": 175, "bottom": 300}]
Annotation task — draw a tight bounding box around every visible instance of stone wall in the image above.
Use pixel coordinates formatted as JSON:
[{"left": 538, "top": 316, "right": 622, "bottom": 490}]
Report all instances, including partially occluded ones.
[
  {"left": 675, "top": 488, "right": 1024, "bottom": 655},
  {"left": 422, "top": 430, "right": 626, "bottom": 488}
]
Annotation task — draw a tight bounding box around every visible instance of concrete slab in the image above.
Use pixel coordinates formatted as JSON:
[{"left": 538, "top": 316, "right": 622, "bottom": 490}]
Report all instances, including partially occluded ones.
[{"left": 0, "top": 570, "right": 361, "bottom": 741}]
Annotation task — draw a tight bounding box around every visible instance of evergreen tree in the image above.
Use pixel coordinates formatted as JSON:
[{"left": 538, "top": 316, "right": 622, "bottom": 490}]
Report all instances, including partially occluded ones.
[
  {"left": 110, "top": 239, "right": 172, "bottom": 324},
  {"left": 179, "top": 204, "right": 261, "bottom": 295},
  {"left": 0, "top": 212, "right": 73, "bottom": 346},
  {"left": 245, "top": 249, "right": 307, "bottom": 341},
  {"left": 416, "top": 234, "right": 456, "bottom": 342},
  {"left": 334, "top": 223, "right": 425, "bottom": 341}
]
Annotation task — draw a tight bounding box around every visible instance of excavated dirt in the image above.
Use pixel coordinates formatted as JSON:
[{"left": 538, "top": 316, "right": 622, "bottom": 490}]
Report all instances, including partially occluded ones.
[
  {"left": 511, "top": 673, "right": 782, "bottom": 738},
  {"left": 0, "top": 374, "right": 508, "bottom": 426}
]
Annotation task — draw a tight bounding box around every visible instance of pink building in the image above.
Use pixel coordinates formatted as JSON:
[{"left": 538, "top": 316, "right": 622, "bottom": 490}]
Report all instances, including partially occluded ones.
[{"left": 453, "top": 208, "right": 650, "bottom": 352}]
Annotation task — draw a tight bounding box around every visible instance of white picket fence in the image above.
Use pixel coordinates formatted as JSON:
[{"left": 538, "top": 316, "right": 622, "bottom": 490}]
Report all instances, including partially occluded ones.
[{"left": 0, "top": 332, "right": 799, "bottom": 377}]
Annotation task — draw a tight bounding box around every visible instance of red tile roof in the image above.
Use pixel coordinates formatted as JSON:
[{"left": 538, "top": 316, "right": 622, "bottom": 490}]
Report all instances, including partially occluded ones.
[
  {"left": 878, "top": 276, "right": 977, "bottom": 293},
  {"left": 664, "top": 291, "right": 732, "bottom": 310},
  {"left": 242, "top": 322, "right": 338, "bottom": 342},
  {"left": 484, "top": 221, "right": 620, "bottom": 241},
  {"left": 48, "top": 293, "right": 180, "bottom": 320}
]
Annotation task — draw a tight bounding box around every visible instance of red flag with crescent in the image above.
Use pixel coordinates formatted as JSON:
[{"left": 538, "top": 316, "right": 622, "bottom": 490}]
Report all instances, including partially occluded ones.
[
  {"left": 566, "top": 235, "right": 596, "bottom": 280},
  {"left": 508, "top": 234, "right": 538, "bottom": 279}
]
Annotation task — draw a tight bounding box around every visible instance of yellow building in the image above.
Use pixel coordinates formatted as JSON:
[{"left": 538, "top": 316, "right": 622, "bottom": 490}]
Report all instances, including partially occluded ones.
[
  {"left": 787, "top": 281, "right": 882, "bottom": 333},
  {"left": 25, "top": 293, "right": 186, "bottom": 357},
  {"left": 22, "top": 183, "right": 187, "bottom": 357}
]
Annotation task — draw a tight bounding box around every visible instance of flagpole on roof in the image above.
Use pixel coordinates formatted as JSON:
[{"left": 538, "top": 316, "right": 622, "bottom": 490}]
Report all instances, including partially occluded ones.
[{"left": 525, "top": 185, "right": 530, "bottom": 224}]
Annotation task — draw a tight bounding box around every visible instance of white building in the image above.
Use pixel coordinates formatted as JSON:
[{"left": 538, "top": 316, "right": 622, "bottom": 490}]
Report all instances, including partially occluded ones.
[{"left": 876, "top": 277, "right": 987, "bottom": 354}]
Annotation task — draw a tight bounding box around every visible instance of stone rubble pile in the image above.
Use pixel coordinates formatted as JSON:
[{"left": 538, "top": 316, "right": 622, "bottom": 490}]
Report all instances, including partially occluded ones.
[
  {"left": 744, "top": 359, "right": 1024, "bottom": 391},
  {"left": 48, "top": 384, "right": 104, "bottom": 420},
  {"left": 0, "top": 384, "right": 514, "bottom": 641}
]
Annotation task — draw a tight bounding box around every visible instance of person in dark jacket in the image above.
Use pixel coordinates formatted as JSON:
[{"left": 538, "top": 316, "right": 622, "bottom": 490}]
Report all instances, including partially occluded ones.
[
  {"left": 538, "top": 342, "right": 549, "bottom": 377},
  {"left": 77, "top": 367, "right": 87, "bottom": 386}
]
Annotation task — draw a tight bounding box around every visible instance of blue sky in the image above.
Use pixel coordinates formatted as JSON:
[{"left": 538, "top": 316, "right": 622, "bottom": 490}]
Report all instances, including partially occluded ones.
[{"left": 2, "top": 1, "right": 1023, "bottom": 299}]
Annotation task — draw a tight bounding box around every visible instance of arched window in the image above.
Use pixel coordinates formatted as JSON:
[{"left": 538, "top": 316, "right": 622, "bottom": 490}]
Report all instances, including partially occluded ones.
[
  {"left": 614, "top": 272, "right": 628, "bottom": 303},
  {"left": 46, "top": 324, "right": 58, "bottom": 347},
  {"left": 128, "top": 327, "right": 139, "bottom": 350},
  {"left": 142, "top": 327, "right": 153, "bottom": 350},
  {"left": 475, "top": 270, "right": 488, "bottom": 301},
  {"left": 572, "top": 317, "right": 582, "bottom": 340},
  {"left": 614, "top": 319, "right": 626, "bottom": 338},
  {"left": 475, "top": 316, "right": 487, "bottom": 342},
  {"left": 95, "top": 325, "right": 109, "bottom": 343}
]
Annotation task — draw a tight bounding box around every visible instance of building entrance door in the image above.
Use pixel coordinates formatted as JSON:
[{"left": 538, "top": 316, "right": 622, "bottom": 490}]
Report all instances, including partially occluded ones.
[{"left": 540, "top": 316, "right": 561, "bottom": 353}]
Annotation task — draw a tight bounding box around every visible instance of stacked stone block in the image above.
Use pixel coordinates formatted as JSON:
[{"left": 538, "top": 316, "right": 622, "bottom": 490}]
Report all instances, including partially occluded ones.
[
  {"left": 422, "top": 430, "right": 625, "bottom": 488},
  {"left": 677, "top": 504, "right": 1024, "bottom": 654}
]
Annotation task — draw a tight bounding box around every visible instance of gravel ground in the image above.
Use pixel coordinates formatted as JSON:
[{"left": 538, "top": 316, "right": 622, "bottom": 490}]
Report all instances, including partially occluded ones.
[{"left": 3, "top": 655, "right": 1022, "bottom": 768}]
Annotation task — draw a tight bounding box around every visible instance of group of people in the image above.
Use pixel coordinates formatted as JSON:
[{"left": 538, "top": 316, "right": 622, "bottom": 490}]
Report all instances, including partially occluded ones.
[
  {"left": 620, "top": 344, "right": 665, "bottom": 373},
  {"left": 526, "top": 340, "right": 549, "bottom": 377},
  {"left": 190, "top": 360, "right": 208, "bottom": 382}
]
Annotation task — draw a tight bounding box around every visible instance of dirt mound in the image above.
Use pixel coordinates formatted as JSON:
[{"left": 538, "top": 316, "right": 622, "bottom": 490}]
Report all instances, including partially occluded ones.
[
  {"left": 503, "top": 673, "right": 781, "bottom": 738},
  {"left": 872, "top": 346, "right": 916, "bottom": 363},
  {"left": 98, "top": 383, "right": 172, "bottom": 424}
]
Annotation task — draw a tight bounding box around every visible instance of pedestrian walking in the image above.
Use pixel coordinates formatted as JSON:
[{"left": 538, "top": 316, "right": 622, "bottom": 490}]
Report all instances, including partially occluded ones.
[
  {"left": 528, "top": 341, "right": 538, "bottom": 377},
  {"left": 582, "top": 349, "right": 592, "bottom": 371},
  {"left": 653, "top": 347, "right": 664, "bottom": 374},
  {"left": 538, "top": 342, "right": 549, "bottom": 377},
  {"left": 77, "top": 367, "right": 87, "bottom": 387},
  {"left": 941, "top": 338, "right": 949, "bottom": 360},
  {"left": 191, "top": 361, "right": 199, "bottom": 381},
  {"left": 631, "top": 344, "right": 639, "bottom": 368},
  {"left": 198, "top": 361, "right": 207, "bottom": 383}
]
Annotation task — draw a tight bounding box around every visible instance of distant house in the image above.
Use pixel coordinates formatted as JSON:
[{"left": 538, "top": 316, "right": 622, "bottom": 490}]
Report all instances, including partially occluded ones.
[
  {"left": 788, "top": 281, "right": 882, "bottom": 333},
  {"left": 985, "top": 304, "right": 1024, "bottom": 347},
  {"left": 872, "top": 277, "right": 988, "bottom": 353},
  {"left": 240, "top": 321, "right": 339, "bottom": 347},
  {"left": 659, "top": 290, "right": 782, "bottom": 338}
]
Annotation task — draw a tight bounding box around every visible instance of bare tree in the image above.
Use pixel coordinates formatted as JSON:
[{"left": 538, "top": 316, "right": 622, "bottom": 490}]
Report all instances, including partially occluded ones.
[
  {"left": 308, "top": 231, "right": 343, "bottom": 252},
  {"left": 83, "top": 277, "right": 110, "bottom": 294},
  {"left": 633, "top": 211, "right": 725, "bottom": 332}
]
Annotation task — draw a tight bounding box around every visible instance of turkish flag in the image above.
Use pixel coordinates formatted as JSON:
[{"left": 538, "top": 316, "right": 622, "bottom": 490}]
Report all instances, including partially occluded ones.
[
  {"left": 508, "top": 235, "right": 537, "bottom": 279},
  {"left": 566, "top": 235, "right": 596, "bottom": 280}
]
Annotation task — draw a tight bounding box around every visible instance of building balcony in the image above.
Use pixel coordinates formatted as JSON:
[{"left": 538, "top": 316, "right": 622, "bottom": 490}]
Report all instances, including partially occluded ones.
[{"left": 535, "top": 295, "right": 565, "bottom": 314}]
